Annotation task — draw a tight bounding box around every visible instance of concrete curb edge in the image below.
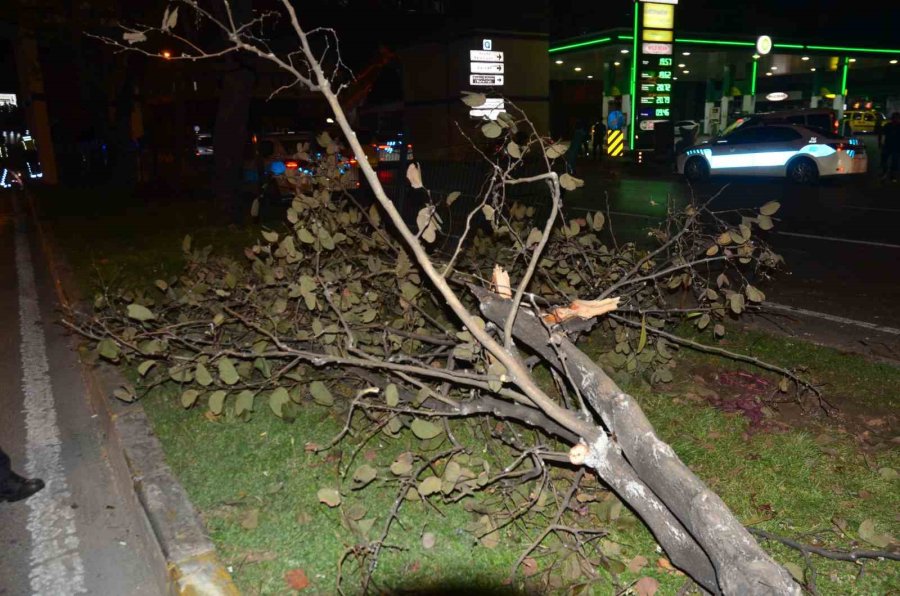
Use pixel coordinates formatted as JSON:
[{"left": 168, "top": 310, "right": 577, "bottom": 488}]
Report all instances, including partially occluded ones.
[{"left": 25, "top": 191, "right": 240, "bottom": 596}]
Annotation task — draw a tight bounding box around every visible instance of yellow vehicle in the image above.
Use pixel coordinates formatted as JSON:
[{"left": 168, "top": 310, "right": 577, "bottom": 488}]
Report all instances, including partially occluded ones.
[{"left": 842, "top": 110, "right": 884, "bottom": 134}]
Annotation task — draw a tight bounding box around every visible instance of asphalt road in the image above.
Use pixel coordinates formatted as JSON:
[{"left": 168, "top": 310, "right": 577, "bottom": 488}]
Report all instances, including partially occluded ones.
[
  {"left": 566, "top": 136, "right": 900, "bottom": 359},
  {"left": 0, "top": 193, "right": 160, "bottom": 596}
]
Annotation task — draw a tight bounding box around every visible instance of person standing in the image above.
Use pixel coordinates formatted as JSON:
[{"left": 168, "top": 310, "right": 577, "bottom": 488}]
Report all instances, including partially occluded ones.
[
  {"left": 566, "top": 120, "right": 589, "bottom": 174},
  {"left": 592, "top": 118, "right": 607, "bottom": 160},
  {"left": 0, "top": 447, "right": 45, "bottom": 503},
  {"left": 880, "top": 112, "right": 900, "bottom": 182}
]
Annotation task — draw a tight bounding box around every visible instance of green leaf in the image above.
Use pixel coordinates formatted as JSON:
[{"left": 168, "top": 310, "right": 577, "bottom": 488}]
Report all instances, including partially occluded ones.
[
  {"left": 783, "top": 562, "right": 804, "bottom": 583},
  {"left": 410, "top": 418, "right": 442, "bottom": 440},
  {"left": 127, "top": 303, "right": 156, "bottom": 322},
  {"left": 729, "top": 292, "right": 745, "bottom": 314},
  {"left": 446, "top": 191, "right": 461, "bottom": 206},
  {"left": 461, "top": 92, "right": 487, "bottom": 107},
  {"left": 98, "top": 338, "right": 120, "bottom": 361},
  {"left": 697, "top": 313, "right": 711, "bottom": 330},
  {"left": 390, "top": 456, "right": 413, "bottom": 476},
  {"left": 506, "top": 141, "right": 522, "bottom": 158},
  {"left": 195, "top": 362, "right": 213, "bottom": 386},
  {"left": 352, "top": 464, "right": 377, "bottom": 487},
  {"left": 310, "top": 381, "right": 334, "bottom": 406},
  {"left": 218, "top": 357, "right": 240, "bottom": 385},
  {"left": 208, "top": 390, "right": 227, "bottom": 415},
  {"left": 858, "top": 518, "right": 893, "bottom": 547},
  {"left": 757, "top": 214, "right": 774, "bottom": 230},
  {"left": 317, "top": 488, "right": 341, "bottom": 507},
  {"left": 760, "top": 201, "right": 781, "bottom": 216},
  {"left": 137, "top": 360, "right": 156, "bottom": 376},
  {"left": 269, "top": 387, "right": 290, "bottom": 417},
  {"left": 297, "top": 228, "right": 315, "bottom": 244},
  {"left": 745, "top": 285, "right": 766, "bottom": 303},
  {"left": 559, "top": 173, "right": 584, "bottom": 191},
  {"left": 400, "top": 281, "right": 420, "bottom": 301},
  {"left": 113, "top": 385, "right": 135, "bottom": 402},
  {"left": 385, "top": 384, "right": 399, "bottom": 407},
  {"left": 418, "top": 476, "right": 442, "bottom": 496},
  {"left": 481, "top": 121, "right": 503, "bottom": 139},
  {"left": 525, "top": 227, "right": 543, "bottom": 248},
  {"left": 181, "top": 389, "right": 200, "bottom": 409},
  {"left": 318, "top": 227, "right": 335, "bottom": 250},
  {"left": 545, "top": 142, "right": 569, "bottom": 159},
  {"left": 878, "top": 467, "right": 898, "bottom": 480},
  {"left": 235, "top": 390, "right": 255, "bottom": 415},
  {"left": 261, "top": 229, "right": 278, "bottom": 243}
]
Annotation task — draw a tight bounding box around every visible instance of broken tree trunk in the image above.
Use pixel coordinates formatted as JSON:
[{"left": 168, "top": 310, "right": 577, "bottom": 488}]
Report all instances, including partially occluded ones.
[{"left": 476, "top": 288, "right": 799, "bottom": 596}]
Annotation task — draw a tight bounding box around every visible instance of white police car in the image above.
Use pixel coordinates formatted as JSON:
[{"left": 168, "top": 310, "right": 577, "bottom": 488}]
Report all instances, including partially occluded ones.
[{"left": 676, "top": 124, "right": 866, "bottom": 184}]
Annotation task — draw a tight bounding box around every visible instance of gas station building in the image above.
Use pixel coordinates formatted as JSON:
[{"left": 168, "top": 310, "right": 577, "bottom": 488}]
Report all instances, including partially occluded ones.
[{"left": 548, "top": 16, "right": 900, "bottom": 149}]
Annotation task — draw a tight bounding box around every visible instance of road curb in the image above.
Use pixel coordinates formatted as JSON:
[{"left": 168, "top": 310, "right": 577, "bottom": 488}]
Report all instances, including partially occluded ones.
[{"left": 24, "top": 191, "right": 240, "bottom": 596}]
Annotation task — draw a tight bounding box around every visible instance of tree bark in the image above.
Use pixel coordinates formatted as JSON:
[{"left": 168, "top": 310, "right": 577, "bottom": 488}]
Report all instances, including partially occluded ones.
[
  {"left": 212, "top": 58, "right": 254, "bottom": 222},
  {"left": 476, "top": 288, "right": 799, "bottom": 596}
]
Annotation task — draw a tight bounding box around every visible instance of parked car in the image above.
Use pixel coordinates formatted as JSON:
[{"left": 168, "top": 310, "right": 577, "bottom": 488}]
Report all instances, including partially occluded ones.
[
  {"left": 244, "top": 131, "right": 361, "bottom": 202},
  {"left": 842, "top": 110, "right": 884, "bottom": 135},
  {"left": 676, "top": 123, "right": 867, "bottom": 184},
  {"left": 721, "top": 108, "right": 839, "bottom": 137}
]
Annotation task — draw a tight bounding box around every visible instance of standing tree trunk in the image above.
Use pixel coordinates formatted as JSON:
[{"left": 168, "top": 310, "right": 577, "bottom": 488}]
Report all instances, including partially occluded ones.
[{"left": 211, "top": 0, "right": 254, "bottom": 222}]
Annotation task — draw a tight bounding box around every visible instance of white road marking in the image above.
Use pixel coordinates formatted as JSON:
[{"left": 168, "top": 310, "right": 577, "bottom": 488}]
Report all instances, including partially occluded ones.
[
  {"left": 842, "top": 204, "right": 900, "bottom": 213},
  {"left": 14, "top": 197, "right": 87, "bottom": 595},
  {"left": 775, "top": 231, "right": 900, "bottom": 249},
  {"left": 765, "top": 301, "right": 900, "bottom": 336}
]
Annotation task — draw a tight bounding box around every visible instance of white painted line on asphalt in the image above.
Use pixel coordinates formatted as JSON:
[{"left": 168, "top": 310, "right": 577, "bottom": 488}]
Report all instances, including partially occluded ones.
[
  {"left": 843, "top": 205, "right": 900, "bottom": 213},
  {"left": 14, "top": 198, "right": 87, "bottom": 595},
  {"left": 765, "top": 301, "right": 900, "bottom": 336},
  {"left": 775, "top": 231, "right": 900, "bottom": 249}
]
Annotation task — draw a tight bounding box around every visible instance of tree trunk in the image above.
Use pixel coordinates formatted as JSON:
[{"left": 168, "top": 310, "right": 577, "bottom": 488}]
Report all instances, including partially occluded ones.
[
  {"left": 475, "top": 288, "right": 799, "bottom": 596},
  {"left": 212, "top": 58, "right": 254, "bottom": 222}
]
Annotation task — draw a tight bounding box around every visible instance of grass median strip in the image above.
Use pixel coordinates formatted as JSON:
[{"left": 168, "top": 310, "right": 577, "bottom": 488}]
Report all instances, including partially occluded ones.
[{"left": 48, "top": 190, "right": 898, "bottom": 594}]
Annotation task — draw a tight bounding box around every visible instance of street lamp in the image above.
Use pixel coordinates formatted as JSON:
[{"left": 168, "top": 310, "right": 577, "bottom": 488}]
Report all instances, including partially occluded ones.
[{"left": 555, "top": 60, "right": 564, "bottom": 64}]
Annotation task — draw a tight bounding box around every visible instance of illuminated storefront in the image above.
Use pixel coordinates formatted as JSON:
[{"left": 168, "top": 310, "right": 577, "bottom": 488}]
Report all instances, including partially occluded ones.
[{"left": 549, "top": 25, "right": 900, "bottom": 150}]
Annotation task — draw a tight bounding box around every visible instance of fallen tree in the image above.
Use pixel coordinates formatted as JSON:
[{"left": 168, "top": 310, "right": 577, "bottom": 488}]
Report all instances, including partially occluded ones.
[{"left": 75, "top": 2, "right": 815, "bottom": 593}]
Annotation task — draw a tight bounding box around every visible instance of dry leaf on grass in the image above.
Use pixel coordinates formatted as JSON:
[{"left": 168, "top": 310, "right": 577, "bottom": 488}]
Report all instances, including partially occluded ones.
[
  {"left": 634, "top": 576, "right": 659, "bottom": 596},
  {"left": 284, "top": 568, "right": 310, "bottom": 590},
  {"left": 542, "top": 297, "right": 621, "bottom": 324}
]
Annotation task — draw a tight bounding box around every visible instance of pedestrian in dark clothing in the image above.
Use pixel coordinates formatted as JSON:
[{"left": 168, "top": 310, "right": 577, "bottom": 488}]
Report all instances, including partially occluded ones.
[
  {"left": 592, "top": 119, "right": 607, "bottom": 160},
  {"left": 566, "top": 120, "right": 589, "bottom": 174},
  {"left": 0, "top": 447, "right": 44, "bottom": 503},
  {"left": 881, "top": 112, "right": 900, "bottom": 182}
]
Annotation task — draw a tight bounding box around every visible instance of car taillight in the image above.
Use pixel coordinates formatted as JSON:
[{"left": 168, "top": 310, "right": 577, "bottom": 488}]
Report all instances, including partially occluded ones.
[
  {"left": 828, "top": 143, "right": 844, "bottom": 152},
  {"left": 285, "top": 160, "right": 299, "bottom": 170},
  {"left": 349, "top": 158, "right": 357, "bottom": 165}
]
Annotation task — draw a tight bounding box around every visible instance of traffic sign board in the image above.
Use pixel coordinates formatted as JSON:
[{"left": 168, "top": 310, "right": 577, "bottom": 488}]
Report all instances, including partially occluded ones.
[
  {"left": 470, "top": 74, "right": 505, "bottom": 86},
  {"left": 470, "top": 50, "right": 504, "bottom": 62},
  {"left": 470, "top": 62, "right": 505, "bottom": 74}
]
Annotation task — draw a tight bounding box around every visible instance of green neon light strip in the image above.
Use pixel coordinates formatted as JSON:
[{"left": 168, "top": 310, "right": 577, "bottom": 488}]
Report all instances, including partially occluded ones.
[
  {"left": 675, "top": 38, "right": 755, "bottom": 47},
  {"left": 807, "top": 44, "right": 900, "bottom": 54},
  {"left": 751, "top": 60, "right": 758, "bottom": 95},
  {"left": 548, "top": 37, "right": 611, "bottom": 53},
  {"left": 629, "top": 9, "right": 638, "bottom": 150},
  {"left": 841, "top": 58, "right": 849, "bottom": 96},
  {"left": 550, "top": 37, "right": 900, "bottom": 55}
]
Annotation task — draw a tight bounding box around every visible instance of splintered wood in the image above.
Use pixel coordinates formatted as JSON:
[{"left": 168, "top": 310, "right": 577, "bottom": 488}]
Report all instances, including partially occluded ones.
[
  {"left": 491, "top": 265, "right": 512, "bottom": 299},
  {"left": 541, "top": 297, "right": 621, "bottom": 324}
]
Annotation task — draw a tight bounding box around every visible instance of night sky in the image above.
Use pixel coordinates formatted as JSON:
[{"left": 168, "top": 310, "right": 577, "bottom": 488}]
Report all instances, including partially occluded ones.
[{"left": 551, "top": 0, "right": 896, "bottom": 46}]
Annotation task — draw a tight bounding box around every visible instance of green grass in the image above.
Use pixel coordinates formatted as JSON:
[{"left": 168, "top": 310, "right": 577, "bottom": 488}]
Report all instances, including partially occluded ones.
[
  {"left": 48, "top": 187, "right": 899, "bottom": 594},
  {"left": 36, "top": 186, "right": 260, "bottom": 296}
]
